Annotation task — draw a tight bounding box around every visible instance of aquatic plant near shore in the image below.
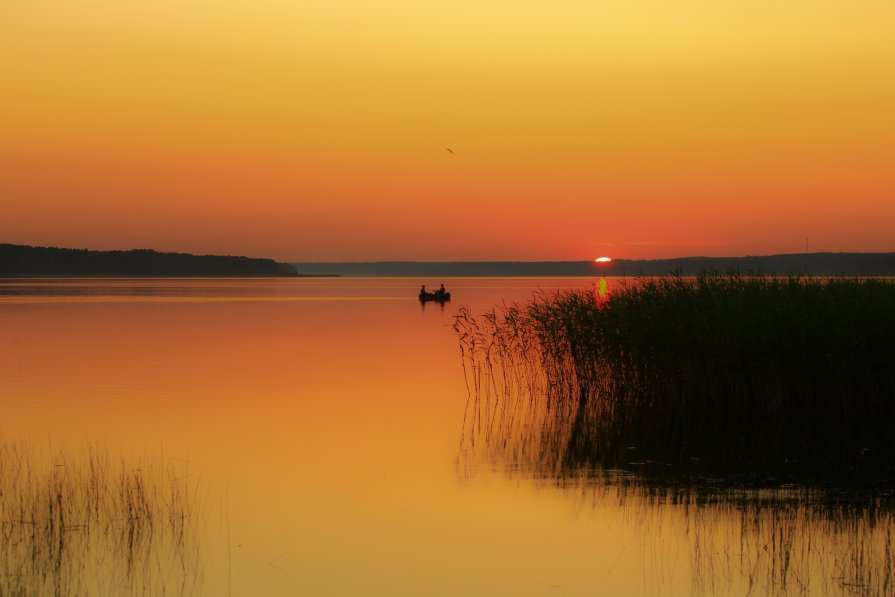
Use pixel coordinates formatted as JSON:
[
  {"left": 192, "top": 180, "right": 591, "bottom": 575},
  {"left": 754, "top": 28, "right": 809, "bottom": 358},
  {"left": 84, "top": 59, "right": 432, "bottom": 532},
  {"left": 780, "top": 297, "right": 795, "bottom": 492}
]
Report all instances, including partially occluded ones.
[
  {"left": 0, "top": 440, "right": 202, "bottom": 595},
  {"left": 454, "top": 274, "right": 895, "bottom": 483}
]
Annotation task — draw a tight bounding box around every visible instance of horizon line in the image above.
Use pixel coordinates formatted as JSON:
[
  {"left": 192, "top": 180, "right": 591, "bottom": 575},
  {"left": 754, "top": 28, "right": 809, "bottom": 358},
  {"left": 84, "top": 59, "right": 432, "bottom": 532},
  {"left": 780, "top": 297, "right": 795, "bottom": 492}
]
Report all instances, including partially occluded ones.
[{"left": 288, "top": 251, "right": 895, "bottom": 264}]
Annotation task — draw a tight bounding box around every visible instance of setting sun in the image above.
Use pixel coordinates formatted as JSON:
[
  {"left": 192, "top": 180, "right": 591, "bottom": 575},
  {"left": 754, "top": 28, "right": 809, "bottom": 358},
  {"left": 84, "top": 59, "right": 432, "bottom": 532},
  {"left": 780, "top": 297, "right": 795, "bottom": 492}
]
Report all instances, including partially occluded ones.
[{"left": 595, "top": 257, "right": 613, "bottom": 263}]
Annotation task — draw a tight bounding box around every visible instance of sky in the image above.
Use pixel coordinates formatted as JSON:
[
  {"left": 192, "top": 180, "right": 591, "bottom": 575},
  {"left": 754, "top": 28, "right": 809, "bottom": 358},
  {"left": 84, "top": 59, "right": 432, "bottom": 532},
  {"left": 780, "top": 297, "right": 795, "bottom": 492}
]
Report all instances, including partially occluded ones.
[{"left": 1, "top": 1, "right": 893, "bottom": 261}]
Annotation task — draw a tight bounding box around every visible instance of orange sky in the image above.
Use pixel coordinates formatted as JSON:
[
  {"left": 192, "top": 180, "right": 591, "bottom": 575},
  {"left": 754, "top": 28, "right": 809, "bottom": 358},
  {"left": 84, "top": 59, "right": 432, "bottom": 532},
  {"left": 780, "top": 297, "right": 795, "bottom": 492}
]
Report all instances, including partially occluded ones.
[{"left": 1, "top": 1, "right": 893, "bottom": 261}]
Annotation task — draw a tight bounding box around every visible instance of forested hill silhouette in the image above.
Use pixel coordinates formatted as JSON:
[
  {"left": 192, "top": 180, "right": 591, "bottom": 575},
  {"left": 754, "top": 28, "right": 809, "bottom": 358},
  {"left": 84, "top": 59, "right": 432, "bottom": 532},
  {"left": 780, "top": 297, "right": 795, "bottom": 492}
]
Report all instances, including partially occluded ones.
[
  {"left": 0, "top": 244, "right": 298, "bottom": 277},
  {"left": 291, "top": 253, "right": 895, "bottom": 277}
]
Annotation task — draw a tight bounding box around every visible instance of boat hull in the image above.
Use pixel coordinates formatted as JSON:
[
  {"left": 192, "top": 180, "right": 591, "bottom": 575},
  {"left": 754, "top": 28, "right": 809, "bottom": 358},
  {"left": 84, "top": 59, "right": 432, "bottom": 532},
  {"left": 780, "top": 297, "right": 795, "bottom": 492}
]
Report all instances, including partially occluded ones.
[{"left": 419, "top": 292, "right": 451, "bottom": 302}]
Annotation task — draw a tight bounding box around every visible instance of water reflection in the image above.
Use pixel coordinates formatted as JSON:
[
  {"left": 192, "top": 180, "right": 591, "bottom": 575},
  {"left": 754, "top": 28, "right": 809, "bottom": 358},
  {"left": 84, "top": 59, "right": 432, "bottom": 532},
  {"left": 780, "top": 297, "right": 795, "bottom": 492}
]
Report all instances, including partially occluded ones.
[
  {"left": 456, "top": 362, "right": 895, "bottom": 594},
  {"left": 565, "top": 481, "right": 895, "bottom": 595},
  {"left": 0, "top": 278, "right": 418, "bottom": 303}
]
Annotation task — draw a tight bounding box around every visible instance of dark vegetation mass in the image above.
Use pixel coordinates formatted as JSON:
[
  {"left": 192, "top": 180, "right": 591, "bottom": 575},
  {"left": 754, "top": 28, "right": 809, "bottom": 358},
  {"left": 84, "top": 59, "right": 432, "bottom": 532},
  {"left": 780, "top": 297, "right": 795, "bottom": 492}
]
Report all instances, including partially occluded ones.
[
  {"left": 455, "top": 275, "right": 895, "bottom": 486},
  {"left": 0, "top": 243, "right": 298, "bottom": 277}
]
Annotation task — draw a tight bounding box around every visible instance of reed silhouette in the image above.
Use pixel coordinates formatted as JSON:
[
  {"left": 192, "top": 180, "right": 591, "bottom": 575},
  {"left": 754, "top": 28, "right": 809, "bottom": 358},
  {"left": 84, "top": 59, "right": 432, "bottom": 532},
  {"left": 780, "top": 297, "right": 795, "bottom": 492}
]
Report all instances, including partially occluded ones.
[
  {"left": 454, "top": 274, "right": 895, "bottom": 484},
  {"left": 0, "top": 440, "right": 202, "bottom": 595}
]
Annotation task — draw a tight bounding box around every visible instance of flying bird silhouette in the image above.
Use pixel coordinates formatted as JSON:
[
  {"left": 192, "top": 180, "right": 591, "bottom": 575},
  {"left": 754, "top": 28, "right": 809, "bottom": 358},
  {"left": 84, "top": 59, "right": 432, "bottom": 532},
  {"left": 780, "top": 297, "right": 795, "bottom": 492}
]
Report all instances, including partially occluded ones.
[{"left": 446, "top": 148, "right": 455, "bottom": 155}]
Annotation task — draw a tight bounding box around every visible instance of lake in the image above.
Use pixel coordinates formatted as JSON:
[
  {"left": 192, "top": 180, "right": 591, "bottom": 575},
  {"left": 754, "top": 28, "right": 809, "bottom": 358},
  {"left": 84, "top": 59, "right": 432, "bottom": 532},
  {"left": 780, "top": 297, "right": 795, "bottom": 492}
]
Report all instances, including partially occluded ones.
[{"left": 1, "top": 277, "right": 891, "bottom": 595}]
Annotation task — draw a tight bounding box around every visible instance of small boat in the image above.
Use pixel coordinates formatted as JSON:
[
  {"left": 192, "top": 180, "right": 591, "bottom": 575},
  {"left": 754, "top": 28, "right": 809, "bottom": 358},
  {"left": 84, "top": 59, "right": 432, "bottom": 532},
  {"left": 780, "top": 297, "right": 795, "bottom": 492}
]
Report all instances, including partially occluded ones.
[{"left": 419, "top": 291, "right": 451, "bottom": 302}]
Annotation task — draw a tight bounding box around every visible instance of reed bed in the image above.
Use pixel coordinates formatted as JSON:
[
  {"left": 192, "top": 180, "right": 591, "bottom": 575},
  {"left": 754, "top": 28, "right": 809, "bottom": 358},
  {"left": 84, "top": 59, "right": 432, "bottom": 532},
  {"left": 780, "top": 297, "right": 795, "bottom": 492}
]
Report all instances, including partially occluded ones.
[
  {"left": 454, "top": 274, "right": 895, "bottom": 484},
  {"left": 0, "top": 439, "right": 202, "bottom": 595}
]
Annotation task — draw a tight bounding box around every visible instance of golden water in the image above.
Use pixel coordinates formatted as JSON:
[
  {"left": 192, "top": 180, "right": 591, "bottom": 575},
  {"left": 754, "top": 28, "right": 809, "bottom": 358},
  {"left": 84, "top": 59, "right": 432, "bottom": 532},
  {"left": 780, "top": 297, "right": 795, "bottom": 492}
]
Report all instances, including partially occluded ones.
[{"left": 1, "top": 278, "right": 890, "bottom": 595}]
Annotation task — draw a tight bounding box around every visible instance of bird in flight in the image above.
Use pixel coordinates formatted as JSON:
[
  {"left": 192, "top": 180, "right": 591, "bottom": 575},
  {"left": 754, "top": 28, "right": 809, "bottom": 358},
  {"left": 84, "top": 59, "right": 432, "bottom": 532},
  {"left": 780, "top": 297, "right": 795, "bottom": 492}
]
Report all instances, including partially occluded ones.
[{"left": 446, "top": 148, "right": 455, "bottom": 155}]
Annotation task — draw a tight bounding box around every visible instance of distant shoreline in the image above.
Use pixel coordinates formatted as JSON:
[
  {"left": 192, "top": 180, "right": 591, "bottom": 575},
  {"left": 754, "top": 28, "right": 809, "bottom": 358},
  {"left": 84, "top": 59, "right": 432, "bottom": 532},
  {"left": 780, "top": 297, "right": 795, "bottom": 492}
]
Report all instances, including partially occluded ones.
[
  {"left": 0, "top": 243, "right": 299, "bottom": 277},
  {"left": 291, "top": 252, "right": 895, "bottom": 277},
  {"left": 4, "top": 245, "right": 894, "bottom": 278}
]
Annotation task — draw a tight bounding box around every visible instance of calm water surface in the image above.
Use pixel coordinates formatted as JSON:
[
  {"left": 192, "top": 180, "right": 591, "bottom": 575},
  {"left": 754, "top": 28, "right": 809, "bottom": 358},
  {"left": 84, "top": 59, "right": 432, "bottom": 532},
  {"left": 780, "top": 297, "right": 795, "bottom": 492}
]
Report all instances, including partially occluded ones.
[{"left": 1, "top": 278, "right": 891, "bottom": 595}]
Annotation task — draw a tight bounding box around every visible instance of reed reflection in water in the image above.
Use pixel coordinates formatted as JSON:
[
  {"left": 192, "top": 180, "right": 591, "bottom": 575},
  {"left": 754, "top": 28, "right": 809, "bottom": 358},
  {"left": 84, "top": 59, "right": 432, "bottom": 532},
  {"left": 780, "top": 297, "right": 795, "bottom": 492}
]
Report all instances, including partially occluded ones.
[
  {"left": 0, "top": 440, "right": 201, "bottom": 595},
  {"left": 543, "top": 478, "right": 895, "bottom": 595}
]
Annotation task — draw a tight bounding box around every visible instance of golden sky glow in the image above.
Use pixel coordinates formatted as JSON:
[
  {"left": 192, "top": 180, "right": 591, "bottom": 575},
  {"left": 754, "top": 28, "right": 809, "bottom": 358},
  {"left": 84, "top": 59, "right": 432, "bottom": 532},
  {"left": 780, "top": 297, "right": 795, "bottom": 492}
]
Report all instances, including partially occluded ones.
[{"left": 2, "top": 1, "right": 894, "bottom": 260}]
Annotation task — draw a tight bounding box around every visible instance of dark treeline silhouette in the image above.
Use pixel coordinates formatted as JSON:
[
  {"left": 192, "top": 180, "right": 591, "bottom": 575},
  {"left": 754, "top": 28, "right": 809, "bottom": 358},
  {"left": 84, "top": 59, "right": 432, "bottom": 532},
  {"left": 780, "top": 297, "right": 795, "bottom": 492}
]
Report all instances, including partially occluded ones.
[
  {"left": 294, "top": 261, "right": 599, "bottom": 276},
  {"left": 0, "top": 243, "right": 298, "bottom": 277},
  {"left": 293, "top": 252, "right": 895, "bottom": 277},
  {"left": 608, "top": 252, "right": 895, "bottom": 276}
]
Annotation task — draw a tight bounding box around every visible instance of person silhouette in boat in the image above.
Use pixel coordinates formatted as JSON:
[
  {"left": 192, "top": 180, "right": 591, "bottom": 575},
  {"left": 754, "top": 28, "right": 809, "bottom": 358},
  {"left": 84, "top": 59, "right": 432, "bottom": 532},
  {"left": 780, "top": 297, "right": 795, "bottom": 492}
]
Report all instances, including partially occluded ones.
[
  {"left": 436, "top": 283, "right": 447, "bottom": 298},
  {"left": 420, "top": 284, "right": 427, "bottom": 297}
]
